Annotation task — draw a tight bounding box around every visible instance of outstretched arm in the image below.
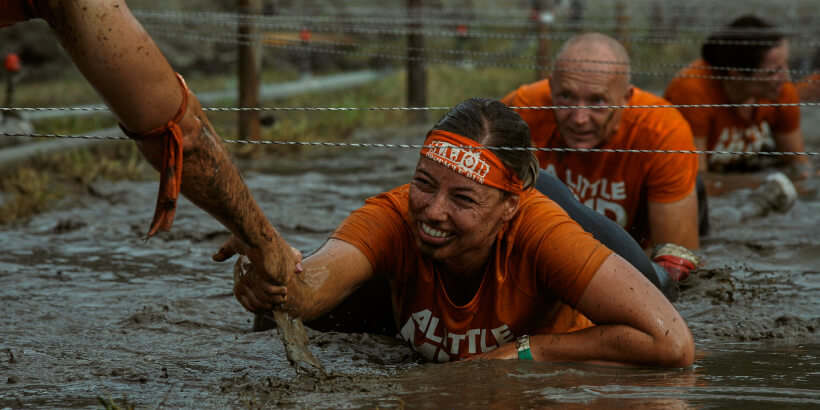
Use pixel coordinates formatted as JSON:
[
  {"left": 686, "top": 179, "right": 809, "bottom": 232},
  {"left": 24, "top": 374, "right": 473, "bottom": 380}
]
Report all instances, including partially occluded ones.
[
  {"left": 26, "top": 0, "right": 295, "bottom": 281},
  {"left": 226, "top": 238, "right": 377, "bottom": 320},
  {"left": 479, "top": 253, "right": 695, "bottom": 368}
]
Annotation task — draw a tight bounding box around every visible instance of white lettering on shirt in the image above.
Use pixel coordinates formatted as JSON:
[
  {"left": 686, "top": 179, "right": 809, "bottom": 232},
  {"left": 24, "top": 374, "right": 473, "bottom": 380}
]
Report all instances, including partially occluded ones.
[
  {"left": 710, "top": 121, "right": 774, "bottom": 166},
  {"left": 399, "top": 311, "right": 514, "bottom": 362},
  {"left": 554, "top": 168, "right": 629, "bottom": 227}
]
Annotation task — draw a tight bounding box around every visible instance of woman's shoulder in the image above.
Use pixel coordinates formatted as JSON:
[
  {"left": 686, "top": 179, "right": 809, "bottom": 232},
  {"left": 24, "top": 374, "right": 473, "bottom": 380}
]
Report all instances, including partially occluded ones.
[
  {"left": 511, "top": 189, "right": 575, "bottom": 231},
  {"left": 665, "top": 59, "right": 722, "bottom": 103},
  {"left": 365, "top": 184, "right": 410, "bottom": 208}
]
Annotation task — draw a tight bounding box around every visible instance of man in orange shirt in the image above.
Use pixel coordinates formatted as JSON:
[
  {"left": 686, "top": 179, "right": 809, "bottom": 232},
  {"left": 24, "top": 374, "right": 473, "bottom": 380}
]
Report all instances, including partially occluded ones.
[
  {"left": 665, "top": 15, "right": 815, "bottom": 180},
  {"left": 502, "top": 33, "right": 700, "bottom": 282}
]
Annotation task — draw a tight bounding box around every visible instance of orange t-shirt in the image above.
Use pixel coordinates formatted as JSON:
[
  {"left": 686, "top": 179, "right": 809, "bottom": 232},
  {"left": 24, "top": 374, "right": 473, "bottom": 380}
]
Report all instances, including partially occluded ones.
[
  {"left": 797, "top": 73, "right": 820, "bottom": 102},
  {"left": 331, "top": 184, "right": 613, "bottom": 363},
  {"left": 502, "top": 81, "right": 697, "bottom": 246},
  {"left": 664, "top": 59, "right": 801, "bottom": 168}
]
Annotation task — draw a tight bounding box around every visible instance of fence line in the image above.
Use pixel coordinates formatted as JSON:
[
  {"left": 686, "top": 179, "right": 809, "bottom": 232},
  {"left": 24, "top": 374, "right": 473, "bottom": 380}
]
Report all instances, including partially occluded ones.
[
  {"left": 146, "top": 26, "right": 820, "bottom": 78},
  {"left": 139, "top": 26, "right": 820, "bottom": 85},
  {"left": 134, "top": 11, "right": 820, "bottom": 47},
  {"left": 1, "top": 132, "right": 817, "bottom": 157},
  {"left": 4, "top": 101, "right": 820, "bottom": 114},
  {"left": 134, "top": 8, "right": 820, "bottom": 35}
]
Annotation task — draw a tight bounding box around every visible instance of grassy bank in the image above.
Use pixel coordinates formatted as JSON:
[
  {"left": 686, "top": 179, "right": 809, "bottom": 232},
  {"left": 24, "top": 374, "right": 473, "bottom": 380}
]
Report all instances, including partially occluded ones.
[
  {"left": 0, "top": 63, "right": 533, "bottom": 224},
  {"left": 0, "top": 142, "right": 149, "bottom": 224}
]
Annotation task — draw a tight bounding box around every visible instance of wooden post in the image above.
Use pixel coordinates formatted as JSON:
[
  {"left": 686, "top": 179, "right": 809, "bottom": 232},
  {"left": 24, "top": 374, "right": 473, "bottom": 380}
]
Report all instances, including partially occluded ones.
[
  {"left": 533, "top": 0, "right": 550, "bottom": 80},
  {"left": 615, "top": 0, "right": 630, "bottom": 54},
  {"left": 650, "top": 0, "right": 663, "bottom": 38},
  {"left": 238, "top": 0, "right": 261, "bottom": 141},
  {"left": 568, "top": 0, "right": 584, "bottom": 32},
  {"left": 407, "top": 0, "right": 427, "bottom": 123}
]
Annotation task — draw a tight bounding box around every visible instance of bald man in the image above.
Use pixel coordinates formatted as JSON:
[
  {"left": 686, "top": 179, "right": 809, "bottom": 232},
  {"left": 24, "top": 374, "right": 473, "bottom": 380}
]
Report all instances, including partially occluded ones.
[{"left": 502, "top": 33, "right": 701, "bottom": 282}]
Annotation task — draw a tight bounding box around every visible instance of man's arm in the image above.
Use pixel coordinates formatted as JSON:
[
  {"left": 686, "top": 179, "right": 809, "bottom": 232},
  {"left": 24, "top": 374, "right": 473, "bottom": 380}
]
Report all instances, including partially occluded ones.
[
  {"left": 647, "top": 189, "right": 700, "bottom": 251},
  {"left": 477, "top": 253, "right": 695, "bottom": 368}
]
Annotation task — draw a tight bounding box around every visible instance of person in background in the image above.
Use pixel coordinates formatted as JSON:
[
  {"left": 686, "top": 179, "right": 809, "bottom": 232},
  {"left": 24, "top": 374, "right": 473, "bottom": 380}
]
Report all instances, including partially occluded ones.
[
  {"left": 219, "top": 97, "right": 695, "bottom": 368},
  {"left": 796, "top": 48, "right": 820, "bottom": 102},
  {"left": 501, "top": 32, "right": 701, "bottom": 283},
  {"left": 664, "top": 15, "right": 816, "bottom": 180},
  {"left": 1, "top": 0, "right": 298, "bottom": 279}
]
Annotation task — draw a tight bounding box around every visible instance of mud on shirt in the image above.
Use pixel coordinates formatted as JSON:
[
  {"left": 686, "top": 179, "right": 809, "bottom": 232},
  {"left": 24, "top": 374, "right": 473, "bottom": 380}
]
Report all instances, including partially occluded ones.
[
  {"left": 502, "top": 81, "right": 698, "bottom": 246},
  {"left": 664, "top": 59, "right": 801, "bottom": 168},
  {"left": 330, "top": 185, "right": 612, "bottom": 362}
]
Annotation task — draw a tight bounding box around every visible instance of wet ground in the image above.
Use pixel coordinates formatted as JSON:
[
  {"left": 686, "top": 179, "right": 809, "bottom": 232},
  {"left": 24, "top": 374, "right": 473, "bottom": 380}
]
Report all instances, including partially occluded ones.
[{"left": 1, "top": 118, "right": 819, "bottom": 408}]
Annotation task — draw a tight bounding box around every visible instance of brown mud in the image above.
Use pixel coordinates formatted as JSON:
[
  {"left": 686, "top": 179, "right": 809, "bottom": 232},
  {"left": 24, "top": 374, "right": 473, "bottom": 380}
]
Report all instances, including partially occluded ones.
[{"left": 0, "top": 119, "right": 818, "bottom": 408}]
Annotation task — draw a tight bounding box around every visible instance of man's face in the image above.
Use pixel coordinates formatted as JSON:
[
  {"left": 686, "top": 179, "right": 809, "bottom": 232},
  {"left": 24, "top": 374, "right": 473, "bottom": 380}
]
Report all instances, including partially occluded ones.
[{"left": 550, "top": 64, "right": 632, "bottom": 149}]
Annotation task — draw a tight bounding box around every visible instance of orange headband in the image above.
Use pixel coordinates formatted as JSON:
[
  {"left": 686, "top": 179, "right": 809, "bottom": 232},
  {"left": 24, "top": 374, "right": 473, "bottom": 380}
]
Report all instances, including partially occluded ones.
[{"left": 420, "top": 130, "right": 524, "bottom": 194}]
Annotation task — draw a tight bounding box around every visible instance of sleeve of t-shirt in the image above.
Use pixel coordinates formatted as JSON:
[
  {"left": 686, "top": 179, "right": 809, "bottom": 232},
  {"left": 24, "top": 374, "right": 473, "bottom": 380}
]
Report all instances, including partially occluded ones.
[
  {"left": 644, "top": 111, "right": 698, "bottom": 203},
  {"left": 775, "top": 83, "right": 801, "bottom": 134},
  {"left": 329, "top": 192, "right": 409, "bottom": 277},
  {"left": 515, "top": 199, "right": 614, "bottom": 306}
]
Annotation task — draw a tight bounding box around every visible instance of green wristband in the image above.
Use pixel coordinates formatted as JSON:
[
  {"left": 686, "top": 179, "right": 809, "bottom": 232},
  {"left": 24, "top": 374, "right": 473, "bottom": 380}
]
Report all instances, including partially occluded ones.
[{"left": 516, "top": 335, "right": 533, "bottom": 361}]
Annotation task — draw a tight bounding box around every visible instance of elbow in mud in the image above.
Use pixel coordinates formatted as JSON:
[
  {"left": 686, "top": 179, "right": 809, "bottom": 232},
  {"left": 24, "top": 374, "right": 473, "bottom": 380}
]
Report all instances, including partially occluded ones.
[{"left": 657, "top": 327, "right": 695, "bottom": 368}]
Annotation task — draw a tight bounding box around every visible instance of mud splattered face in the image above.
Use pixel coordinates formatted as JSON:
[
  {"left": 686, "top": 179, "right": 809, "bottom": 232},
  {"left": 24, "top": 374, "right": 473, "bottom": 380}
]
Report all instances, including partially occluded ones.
[
  {"left": 550, "top": 52, "right": 633, "bottom": 149},
  {"left": 408, "top": 157, "right": 512, "bottom": 267}
]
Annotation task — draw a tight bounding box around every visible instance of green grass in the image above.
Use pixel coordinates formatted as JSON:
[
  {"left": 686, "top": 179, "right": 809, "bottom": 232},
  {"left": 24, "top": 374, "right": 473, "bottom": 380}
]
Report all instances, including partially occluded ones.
[
  {"left": 0, "top": 28, "right": 696, "bottom": 225},
  {"left": 0, "top": 64, "right": 533, "bottom": 224},
  {"left": 0, "top": 143, "right": 149, "bottom": 224}
]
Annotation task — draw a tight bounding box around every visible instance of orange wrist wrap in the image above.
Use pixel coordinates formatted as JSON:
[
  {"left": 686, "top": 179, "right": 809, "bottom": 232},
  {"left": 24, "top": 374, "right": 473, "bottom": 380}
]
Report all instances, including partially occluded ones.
[{"left": 120, "top": 73, "right": 189, "bottom": 238}]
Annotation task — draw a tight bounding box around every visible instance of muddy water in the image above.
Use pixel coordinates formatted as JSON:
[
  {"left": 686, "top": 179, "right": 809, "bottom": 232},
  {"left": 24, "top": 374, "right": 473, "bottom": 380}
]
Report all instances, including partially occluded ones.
[{"left": 1, "top": 123, "right": 819, "bottom": 408}]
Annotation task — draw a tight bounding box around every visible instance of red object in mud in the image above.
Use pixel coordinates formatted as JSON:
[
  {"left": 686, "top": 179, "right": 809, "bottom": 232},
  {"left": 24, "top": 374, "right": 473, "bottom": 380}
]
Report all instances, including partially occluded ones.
[
  {"left": 652, "top": 243, "right": 700, "bottom": 282},
  {"left": 300, "top": 29, "right": 311, "bottom": 42},
  {"left": 457, "top": 24, "right": 468, "bottom": 36},
  {"left": 654, "top": 254, "right": 697, "bottom": 282},
  {"left": 4, "top": 53, "right": 21, "bottom": 73}
]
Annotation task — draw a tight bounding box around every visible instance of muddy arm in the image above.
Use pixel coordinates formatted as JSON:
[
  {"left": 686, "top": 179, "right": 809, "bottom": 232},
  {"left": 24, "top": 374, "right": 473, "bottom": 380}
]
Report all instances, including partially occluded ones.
[
  {"left": 230, "top": 239, "right": 376, "bottom": 321},
  {"left": 33, "top": 0, "right": 294, "bottom": 280},
  {"left": 648, "top": 188, "right": 700, "bottom": 250},
  {"left": 479, "top": 254, "right": 695, "bottom": 368}
]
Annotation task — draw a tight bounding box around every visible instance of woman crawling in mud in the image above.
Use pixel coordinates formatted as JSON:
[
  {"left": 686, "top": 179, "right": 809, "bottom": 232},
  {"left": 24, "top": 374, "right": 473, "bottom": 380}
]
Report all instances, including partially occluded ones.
[{"left": 217, "top": 98, "right": 695, "bottom": 368}]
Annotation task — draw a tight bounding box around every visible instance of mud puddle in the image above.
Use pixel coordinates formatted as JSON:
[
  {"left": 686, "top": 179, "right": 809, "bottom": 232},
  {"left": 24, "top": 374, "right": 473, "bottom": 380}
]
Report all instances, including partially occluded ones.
[{"left": 0, "top": 123, "right": 818, "bottom": 408}]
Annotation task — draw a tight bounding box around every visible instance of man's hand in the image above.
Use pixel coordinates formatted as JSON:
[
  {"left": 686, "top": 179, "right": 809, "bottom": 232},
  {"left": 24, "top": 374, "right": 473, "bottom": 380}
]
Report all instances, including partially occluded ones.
[{"left": 652, "top": 243, "right": 699, "bottom": 282}]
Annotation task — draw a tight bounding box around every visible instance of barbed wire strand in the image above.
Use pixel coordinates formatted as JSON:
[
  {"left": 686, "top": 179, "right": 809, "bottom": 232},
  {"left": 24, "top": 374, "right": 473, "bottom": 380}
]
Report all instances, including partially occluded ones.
[
  {"left": 132, "top": 9, "right": 820, "bottom": 39},
  {"left": 142, "top": 26, "right": 820, "bottom": 79},
  {"left": 237, "top": 3, "right": 819, "bottom": 21},
  {"left": 138, "top": 27, "right": 820, "bottom": 85},
  {"left": 2, "top": 131, "right": 817, "bottom": 157},
  {"left": 4, "top": 101, "right": 820, "bottom": 114},
  {"left": 134, "top": 11, "right": 820, "bottom": 47}
]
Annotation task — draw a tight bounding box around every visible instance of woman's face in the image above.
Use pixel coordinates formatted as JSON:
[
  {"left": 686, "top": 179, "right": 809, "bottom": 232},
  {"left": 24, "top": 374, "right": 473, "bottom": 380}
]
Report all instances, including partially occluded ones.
[
  {"left": 737, "top": 40, "right": 791, "bottom": 100},
  {"left": 408, "top": 156, "right": 516, "bottom": 267}
]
